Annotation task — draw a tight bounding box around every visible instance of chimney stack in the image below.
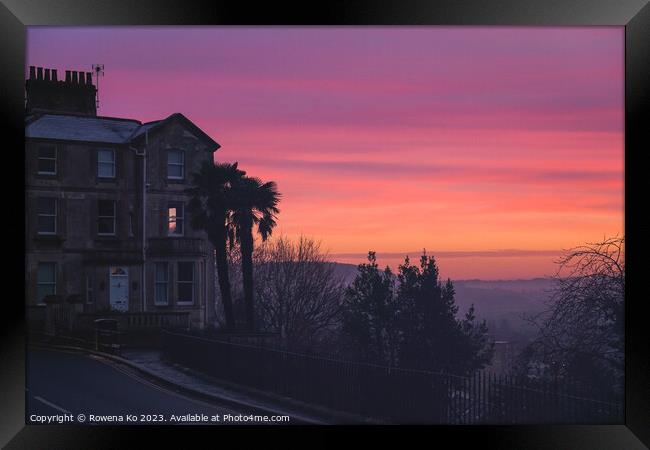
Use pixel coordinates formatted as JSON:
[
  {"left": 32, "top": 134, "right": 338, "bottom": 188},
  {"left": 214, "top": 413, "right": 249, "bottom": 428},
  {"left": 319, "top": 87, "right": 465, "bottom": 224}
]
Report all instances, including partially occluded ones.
[{"left": 26, "top": 66, "right": 98, "bottom": 116}]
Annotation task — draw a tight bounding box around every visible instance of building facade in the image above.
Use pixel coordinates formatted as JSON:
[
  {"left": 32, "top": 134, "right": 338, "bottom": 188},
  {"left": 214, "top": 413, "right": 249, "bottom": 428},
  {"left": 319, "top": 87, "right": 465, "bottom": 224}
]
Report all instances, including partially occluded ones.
[{"left": 25, "top": 66, "right": 218, "bottom": 330}]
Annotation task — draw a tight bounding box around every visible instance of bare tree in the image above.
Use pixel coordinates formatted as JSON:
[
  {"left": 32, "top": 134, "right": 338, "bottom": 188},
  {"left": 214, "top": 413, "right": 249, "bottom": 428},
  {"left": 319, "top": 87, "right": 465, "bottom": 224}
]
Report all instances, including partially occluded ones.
[
  {"left": 253, "top": 236, "right": 345, "bottom": 351},
  {"left": 524, "top": 236, "right": 624, "bottom": 392}
]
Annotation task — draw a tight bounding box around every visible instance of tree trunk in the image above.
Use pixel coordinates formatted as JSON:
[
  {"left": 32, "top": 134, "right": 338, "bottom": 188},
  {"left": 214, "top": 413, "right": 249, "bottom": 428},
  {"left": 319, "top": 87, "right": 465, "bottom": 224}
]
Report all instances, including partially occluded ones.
[
  {"left": 241, "top": 221, "right": 255, "bottom": 331},
  {"left": 212, "top": 226, "right": 235, "bottom": 330}
]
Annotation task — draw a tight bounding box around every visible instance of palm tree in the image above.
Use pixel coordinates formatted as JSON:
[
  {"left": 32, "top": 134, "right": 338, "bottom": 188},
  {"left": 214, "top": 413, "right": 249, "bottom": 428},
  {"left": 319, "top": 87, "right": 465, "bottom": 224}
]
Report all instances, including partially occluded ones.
[
  {"left": 187, "top": 161, "right": 245, "bottom": 330},
  {"left": 230, "top": 176, "right": 281, "bottom": 331}
]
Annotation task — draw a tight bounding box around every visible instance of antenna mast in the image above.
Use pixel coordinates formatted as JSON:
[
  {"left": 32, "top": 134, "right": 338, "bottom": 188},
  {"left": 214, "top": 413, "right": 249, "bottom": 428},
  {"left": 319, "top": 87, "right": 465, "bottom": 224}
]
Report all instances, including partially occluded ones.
[{"left": 92, "top": 64, "right": 104, "bottom": 111}]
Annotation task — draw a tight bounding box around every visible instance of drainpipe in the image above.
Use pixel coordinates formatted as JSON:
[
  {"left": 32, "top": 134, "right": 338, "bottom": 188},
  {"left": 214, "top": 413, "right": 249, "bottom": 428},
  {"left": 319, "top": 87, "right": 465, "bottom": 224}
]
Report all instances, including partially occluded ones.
[
  {"left": 129, "top": 129, "right": 148, "bottom": 313},
  {"left": 143, "top": 131, "right": 147, "bottom": 314},
  {"left": 204, "top": 258, "right": 208, "bottom": 328}
]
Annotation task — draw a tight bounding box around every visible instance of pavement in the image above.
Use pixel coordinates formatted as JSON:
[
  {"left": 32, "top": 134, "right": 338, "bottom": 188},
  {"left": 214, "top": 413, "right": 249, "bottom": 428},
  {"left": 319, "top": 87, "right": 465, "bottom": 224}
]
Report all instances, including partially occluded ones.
[
  {"left": 26, "top": 345, "right": 378, "bottom": 425},
  {"left": 26, "top": 347, "right": 248, "bottom": 425}
]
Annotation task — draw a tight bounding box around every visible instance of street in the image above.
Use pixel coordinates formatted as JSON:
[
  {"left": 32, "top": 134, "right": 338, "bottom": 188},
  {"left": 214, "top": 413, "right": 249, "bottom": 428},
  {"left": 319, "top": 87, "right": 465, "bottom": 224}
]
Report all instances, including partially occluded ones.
[{"left": 26, "top": 347, "right": 253, "bottom": 425}]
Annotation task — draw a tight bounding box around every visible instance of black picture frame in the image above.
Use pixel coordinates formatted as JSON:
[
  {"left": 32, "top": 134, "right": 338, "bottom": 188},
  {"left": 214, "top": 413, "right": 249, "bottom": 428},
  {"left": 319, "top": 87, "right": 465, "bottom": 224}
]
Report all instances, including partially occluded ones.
[{"left": 1, "top": 1, "right": 648, "bottom": 448}]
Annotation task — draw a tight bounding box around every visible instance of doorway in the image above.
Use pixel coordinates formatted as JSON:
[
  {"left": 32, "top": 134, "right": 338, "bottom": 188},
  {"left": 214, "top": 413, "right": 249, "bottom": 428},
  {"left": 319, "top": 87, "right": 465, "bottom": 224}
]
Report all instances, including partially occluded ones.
[{"left": 109, "top": 266, "right": 129, "bottom": 312}]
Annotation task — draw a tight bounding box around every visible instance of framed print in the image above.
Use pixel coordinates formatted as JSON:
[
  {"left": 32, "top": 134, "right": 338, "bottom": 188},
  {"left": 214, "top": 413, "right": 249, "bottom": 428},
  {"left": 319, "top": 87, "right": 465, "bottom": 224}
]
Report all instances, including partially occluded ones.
[{"left": 1, "top": 0, "right": 648, "bottom": 448}]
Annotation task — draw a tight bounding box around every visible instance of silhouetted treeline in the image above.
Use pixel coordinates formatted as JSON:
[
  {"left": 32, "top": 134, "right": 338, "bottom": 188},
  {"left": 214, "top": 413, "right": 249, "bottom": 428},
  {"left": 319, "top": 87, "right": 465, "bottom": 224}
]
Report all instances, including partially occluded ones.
[{"left": 215, "top": 240, "right": 494, "bottom": 375}]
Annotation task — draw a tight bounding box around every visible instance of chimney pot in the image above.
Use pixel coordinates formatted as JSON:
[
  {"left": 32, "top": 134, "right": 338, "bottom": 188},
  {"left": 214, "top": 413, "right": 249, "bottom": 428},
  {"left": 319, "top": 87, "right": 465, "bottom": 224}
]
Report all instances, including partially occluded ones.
[
  {"left": 65, "top": 70, "right": 71, "bottom": 82},
  {"left": 72, "top": 71, "right": 78, "bottom": 84},
  {"left": 79, "top": 72, "right": 85, "bottom": 84},
  {"left": 86, "top": 72, "right": 93, "bottom": 85},
  {"left": 52, "top": 69, "right": 58, "bottom": 81},
  {"left": 44, "top": 68, "right": 51, "bottom": 81},
  {"left": 37, "top": 67, "right": 43, "bottom": 80},
  {"left": 29, "top": 66, "right": 36, "bottom": 79}
]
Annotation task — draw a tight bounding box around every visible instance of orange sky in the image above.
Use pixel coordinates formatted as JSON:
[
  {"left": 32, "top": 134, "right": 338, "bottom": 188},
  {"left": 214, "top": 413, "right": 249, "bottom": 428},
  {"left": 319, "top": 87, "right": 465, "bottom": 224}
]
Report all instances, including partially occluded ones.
[{"left": 28, "top": 27, "right": 624, "bottom": 278}]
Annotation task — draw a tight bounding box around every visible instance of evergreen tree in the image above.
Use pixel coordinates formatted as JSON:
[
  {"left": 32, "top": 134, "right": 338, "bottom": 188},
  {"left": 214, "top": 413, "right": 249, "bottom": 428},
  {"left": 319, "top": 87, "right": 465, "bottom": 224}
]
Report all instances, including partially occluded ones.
[
  {"left": 344, "top": 250, "right": 494, "bottom": 375},
  {"left": 342, "top": 252, "right": 400, "bottom": 365},
  {"left": 457, "top": 304, "right": 494, "bottom": 374}
]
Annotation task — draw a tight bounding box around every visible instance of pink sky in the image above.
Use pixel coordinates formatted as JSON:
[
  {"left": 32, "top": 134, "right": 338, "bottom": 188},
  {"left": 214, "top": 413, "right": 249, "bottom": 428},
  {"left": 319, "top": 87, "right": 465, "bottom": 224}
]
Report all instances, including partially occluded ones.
[{"left": 26, "top": 27, "right": 624, "bottom": 279}]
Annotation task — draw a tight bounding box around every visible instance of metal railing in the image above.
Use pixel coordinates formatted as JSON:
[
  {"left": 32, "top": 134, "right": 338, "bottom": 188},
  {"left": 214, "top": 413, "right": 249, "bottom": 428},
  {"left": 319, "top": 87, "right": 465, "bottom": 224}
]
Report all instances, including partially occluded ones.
[
  {"left": 76, "top": 311, "right": 191, "bottom": 331},
  {"left": 162, "top": 330, "right": 623, "bottom": 424}
]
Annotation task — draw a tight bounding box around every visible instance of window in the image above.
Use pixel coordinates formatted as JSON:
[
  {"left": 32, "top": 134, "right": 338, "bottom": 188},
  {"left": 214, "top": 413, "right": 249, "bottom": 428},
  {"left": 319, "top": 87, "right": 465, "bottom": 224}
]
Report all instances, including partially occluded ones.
[
  {"left": 168, "top": 202, "right": 184, "bottom": 236},
  {"left": 37, "top": 145, "right": 57, "bottom": 175},
  {"left": 154, "top": 262, "right": 169, "bottom": 305},
  {"left": 177, "top": 262, "right": 194, "bottom": 304},
  {"left": 37, "top": 197, "right": 57, "bottom": 234},
  {"left": 97, "top": 200, "right": 116, "bottom": 235},
  {"left": 86, "top": 275, "right": 94, "bottom": 304},
  {"left": 37, "top": 262, "right": 56, "bottom": 303},
  {"left": 97, "top": 149, "right": 116, "bottom": 178},
  {"left": 167, "top": 149, "right": 184, "bottom": 180}
]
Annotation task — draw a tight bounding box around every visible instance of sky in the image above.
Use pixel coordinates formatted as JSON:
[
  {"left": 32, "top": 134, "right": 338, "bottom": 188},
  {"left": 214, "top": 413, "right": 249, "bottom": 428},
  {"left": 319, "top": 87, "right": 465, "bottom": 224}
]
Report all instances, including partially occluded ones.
[{"left": 26, "top": 27, "right": 624, "bottom": 279}]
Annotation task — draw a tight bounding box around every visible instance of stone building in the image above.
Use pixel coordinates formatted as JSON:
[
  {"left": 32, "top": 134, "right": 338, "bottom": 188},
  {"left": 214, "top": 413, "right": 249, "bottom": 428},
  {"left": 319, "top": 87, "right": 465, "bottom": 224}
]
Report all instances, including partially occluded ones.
[{"left": 25, "top": 66, "right": 218, "bottom": 330}]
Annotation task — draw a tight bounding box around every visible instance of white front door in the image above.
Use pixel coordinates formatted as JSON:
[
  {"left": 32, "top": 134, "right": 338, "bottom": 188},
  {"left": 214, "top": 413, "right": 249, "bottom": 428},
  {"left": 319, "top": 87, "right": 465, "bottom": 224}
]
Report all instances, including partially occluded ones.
[{"left": 109, "top": 266, "right": 129, "bottom": 312}]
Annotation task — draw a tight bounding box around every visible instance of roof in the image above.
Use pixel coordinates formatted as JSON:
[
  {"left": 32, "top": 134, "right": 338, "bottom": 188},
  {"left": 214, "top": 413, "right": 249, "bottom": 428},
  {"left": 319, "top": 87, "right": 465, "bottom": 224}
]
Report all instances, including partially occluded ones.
[
  {"left": 26, "top": 114, "right": 141, "bottom": 144},
  {"left": 129, "top": 113, "right": 220, "bottom": 151},
  {"left": 129, "top": 121, "right": 159, "bottom": 140},
  {"left": 26, "top": 112, "right": 220, "bottom": 151}
]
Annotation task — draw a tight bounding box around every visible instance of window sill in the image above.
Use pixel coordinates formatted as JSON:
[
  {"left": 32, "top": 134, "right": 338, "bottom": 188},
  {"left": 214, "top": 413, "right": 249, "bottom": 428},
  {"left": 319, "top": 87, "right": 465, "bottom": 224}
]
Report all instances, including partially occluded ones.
[
  {"left": 95, "top": 235, "right": 119, "bottom": 242},
  {"left": 34, "top": 234, "right": 65, "bottom": 243},
  {"left": 96, "top": 178, "right": 118, "bottom": 184}
]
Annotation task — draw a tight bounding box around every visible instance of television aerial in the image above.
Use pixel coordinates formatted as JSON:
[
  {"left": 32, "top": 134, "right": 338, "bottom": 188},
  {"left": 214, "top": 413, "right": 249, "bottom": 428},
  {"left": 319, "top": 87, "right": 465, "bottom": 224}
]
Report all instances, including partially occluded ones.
[{"left": 92, "top": 64, "right": 104, "bottom": 110}]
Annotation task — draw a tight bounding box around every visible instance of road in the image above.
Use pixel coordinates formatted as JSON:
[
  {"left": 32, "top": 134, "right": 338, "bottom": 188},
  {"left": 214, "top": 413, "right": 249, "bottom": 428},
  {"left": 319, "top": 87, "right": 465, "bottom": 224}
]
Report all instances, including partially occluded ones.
[{"left": 26, "top": 347, "right": 251, "bottom": 425}]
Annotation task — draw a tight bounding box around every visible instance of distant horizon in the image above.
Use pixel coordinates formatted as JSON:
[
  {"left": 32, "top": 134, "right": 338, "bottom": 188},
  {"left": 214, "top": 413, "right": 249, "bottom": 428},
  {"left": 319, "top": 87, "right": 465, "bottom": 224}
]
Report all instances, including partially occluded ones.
[
  {"left": 27, "top": 27, "right": 624, "bottom": 279},
  {"left": 321, "top": 250, "right": 562, "bottom": 281}
]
